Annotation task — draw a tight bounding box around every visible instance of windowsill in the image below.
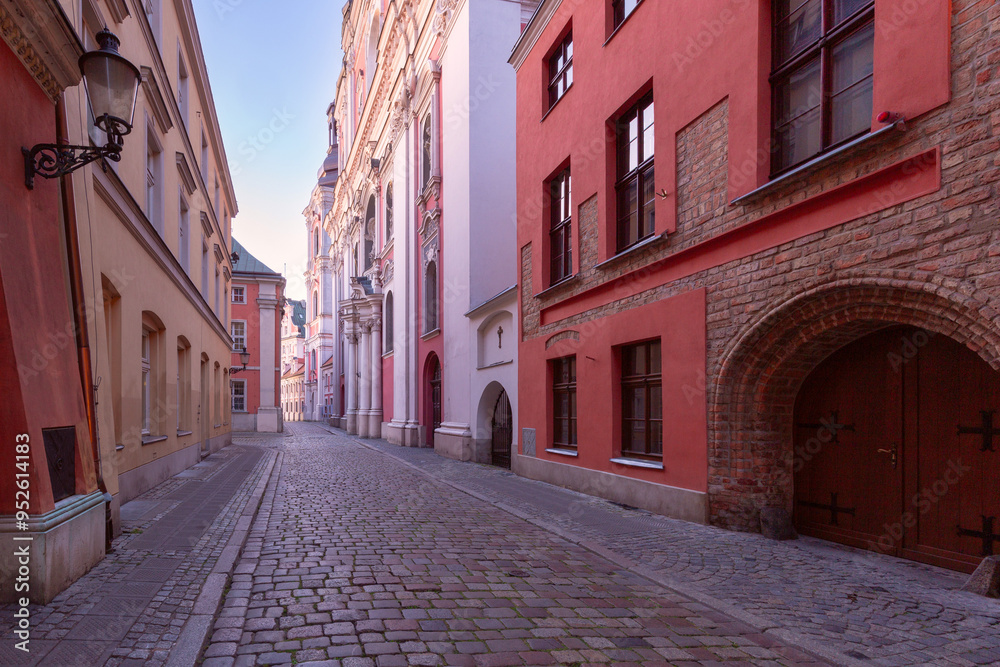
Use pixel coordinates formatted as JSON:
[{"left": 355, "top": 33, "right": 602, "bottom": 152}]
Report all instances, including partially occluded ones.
[
  {"left": 610, "top": 456, "right": 663, "bottom": 470},
  {"left": 541, "top": 84, "right": 573, "bottom": 123},
  {"left": 213, "top": 424, "right": 222, "bottom": 429},
  {"left": 420, "top": 327, "right": 441, "bottom": 341},
  {"left": 142, "top": 435, "right": 168, "bottom": 446},
  {"left": 595, "top": 232, "right": 667, "bottom": 271},
  {"left": 383, "top": 349, "right": 394, "bottom": 358},
  {"left": 603, "top": 1, "right": 645, "bottom": 47},
  {"left": 546, "top": 448, "right": 578, "bottom": 457},
  {"left": 730, "top": 120, "right": 906, "bottom": 206},
  {"left": 177, "top": 430, "right": 193, "bottom": 437},
  {"left": 115, "top": 444, "right": 125, "bottom": 451},
  {"left": 534, "top": 273, "right": 579, "bottom": 299}
]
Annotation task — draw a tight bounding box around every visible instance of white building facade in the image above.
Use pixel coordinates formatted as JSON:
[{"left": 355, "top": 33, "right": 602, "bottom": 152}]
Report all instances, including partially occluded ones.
[
  {"left": 321, "top": 0, "right": 532, "bottom": 465},
  {"left": 302, "top": 131, "right": 339, "bottom": 422}
]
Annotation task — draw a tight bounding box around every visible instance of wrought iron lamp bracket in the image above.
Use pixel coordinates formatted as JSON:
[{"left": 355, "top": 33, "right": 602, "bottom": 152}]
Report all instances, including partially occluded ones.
[{"left": 23, "top": 115, "right": 129, "bottom": 190}]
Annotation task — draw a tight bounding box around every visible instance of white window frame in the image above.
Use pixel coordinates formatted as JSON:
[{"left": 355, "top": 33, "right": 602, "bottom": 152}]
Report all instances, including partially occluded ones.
[
  {"left": 231, "top": 320, "right": 246, "bottom": 351},
  {"left": 232, "top": 285, "right": 246, "bottom": 304},
  {"left": 231, "top": 379, "right": 246, "bottom": 413}
]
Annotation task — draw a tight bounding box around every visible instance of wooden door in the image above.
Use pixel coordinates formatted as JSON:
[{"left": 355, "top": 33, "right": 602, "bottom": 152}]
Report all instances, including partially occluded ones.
[
  {"left": 793, "top": 328, "right": 905, "bottom": 553},
  {"left": 902, "top": 332, "right": 1000, "bottom": 572},
  {"left": 794, "top": 326, "right": 999, "bottom": 573}
]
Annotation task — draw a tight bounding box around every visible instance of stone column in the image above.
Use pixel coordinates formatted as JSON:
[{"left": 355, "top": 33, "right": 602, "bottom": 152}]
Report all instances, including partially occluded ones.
[
  {"left": 345, "top": 332, "right": 358, "bottom": 434},
  {"left": 256, "top": 290, "right": 280, "bottom": 432},
  {"left": 370, "top": 318, "right": 383, "bottom": 438},
  {"left": 358, "top": 322, "right": 372, "bottom": 438}
]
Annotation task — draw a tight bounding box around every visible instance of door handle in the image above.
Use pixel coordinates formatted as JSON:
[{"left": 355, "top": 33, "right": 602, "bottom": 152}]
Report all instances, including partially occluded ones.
[{"left": 876, "top": 445, "right": 898, "bottom": 469}]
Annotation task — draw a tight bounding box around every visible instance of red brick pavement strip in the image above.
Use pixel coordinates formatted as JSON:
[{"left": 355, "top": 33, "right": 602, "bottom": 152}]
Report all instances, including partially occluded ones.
[{"left": 200, "top": 424, "right": 831, "bottom": 666}]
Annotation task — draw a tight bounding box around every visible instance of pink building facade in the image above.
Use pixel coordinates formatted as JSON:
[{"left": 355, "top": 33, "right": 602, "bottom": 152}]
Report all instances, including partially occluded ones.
[{"left": 230, "top": 239, "right": 284, "bottom": 433}]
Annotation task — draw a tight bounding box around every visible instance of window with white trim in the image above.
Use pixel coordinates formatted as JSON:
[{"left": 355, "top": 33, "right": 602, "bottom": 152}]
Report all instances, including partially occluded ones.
[
  {"left": 231, "top": 320, "right": 246, "bottom": 351},
  {"left": 231, "top": 379, "right": 246, "bottom": 412}
]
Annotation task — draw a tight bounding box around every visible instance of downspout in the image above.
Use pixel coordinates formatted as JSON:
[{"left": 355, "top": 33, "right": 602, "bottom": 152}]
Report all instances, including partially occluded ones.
[{"left": 55, "top": 94, "right": 113, "bottom": 551}]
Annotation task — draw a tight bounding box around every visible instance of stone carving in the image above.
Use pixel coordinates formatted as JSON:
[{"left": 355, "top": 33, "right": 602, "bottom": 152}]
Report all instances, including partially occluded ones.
[
  {"left": 433, "top": 0, "right": 460, "bottom": 37},
  {"left": 382, "top": 259, "right": 394, "bottom": 284}
]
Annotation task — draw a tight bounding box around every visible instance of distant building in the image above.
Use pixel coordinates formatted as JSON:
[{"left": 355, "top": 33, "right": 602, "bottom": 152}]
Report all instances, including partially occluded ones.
[
  {"left": 280, "top": 298, "right": 306, "bottom": 373},
  {"left": 0, "top": 0, "right": 235, "bottom": 602},
  {"left": 230, "top": 239, "right": 285, "bottom": 433},
  {"left": 302, "top": 127, "right": 338, "bottom": 422},
  {"left": 322, "top": 0, "right": 534, "bottom": 467},
  {"left": 282, "top": 359, "right": 305, "bottom": 423}
]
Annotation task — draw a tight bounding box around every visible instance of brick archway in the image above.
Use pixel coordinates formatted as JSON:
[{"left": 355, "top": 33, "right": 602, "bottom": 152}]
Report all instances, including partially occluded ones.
[{"left": 709, "top": 272, "right": 1000, "bottom": 532}]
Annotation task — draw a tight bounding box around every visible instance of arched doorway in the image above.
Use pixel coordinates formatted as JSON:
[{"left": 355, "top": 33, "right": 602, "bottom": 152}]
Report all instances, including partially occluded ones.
[
  {"left": 490, "top": 389, "right": 513, "bottom": 469},
  {"left": 711, "top": 275, "right": 1000, "bottom": 573},
  {"left": 793, "top": 325, "right": 1000, "bottom": 572},
  {"left": 425, "top": 355, "right": 441, "bottom": 447}
]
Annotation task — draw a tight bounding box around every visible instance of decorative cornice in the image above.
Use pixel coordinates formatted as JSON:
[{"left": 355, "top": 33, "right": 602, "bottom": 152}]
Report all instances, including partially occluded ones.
[
  {"left": 141, "top": 66, "right": 174, "bottom": 133},
  {"left": 200, "top": 210, "right": 214, "bottom": 238},
  {"left": 0, "top": 0, "right": 84, "bottom": 100},
  {"left": 176, "top": 152, "right": 197, "bottom": 195}
]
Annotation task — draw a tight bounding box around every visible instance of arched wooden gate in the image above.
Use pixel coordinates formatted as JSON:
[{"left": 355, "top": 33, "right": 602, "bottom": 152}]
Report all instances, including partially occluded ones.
[{"left": 491, "top": 389, "right": 513, "bottom": 469}]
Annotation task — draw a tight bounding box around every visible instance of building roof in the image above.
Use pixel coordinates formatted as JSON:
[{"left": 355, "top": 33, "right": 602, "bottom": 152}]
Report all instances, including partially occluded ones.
[
  {"left": 320, "top": 354, "right": 334, "bottom": 368},
  {"left": 282, "top": 359, "right": 304, "bottom": 379},
  {"left": 232, "top": 238, "right": 279, "bottom": 275}
]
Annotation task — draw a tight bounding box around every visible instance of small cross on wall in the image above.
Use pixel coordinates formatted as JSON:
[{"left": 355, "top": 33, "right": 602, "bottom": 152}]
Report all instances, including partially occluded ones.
[{"left": 497, "top": 326, "right": 503, "bottom": 349}]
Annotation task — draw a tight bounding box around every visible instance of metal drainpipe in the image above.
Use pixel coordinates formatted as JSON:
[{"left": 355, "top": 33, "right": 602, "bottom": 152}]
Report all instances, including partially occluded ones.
[{"left": 55, "top": 94, "right": 114, "bottom": 551}]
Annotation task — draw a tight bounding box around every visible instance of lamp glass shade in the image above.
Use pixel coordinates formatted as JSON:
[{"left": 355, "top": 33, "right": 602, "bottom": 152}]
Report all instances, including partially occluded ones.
[
  {"left": 79, "top": 45, "right": 141, "bottom": 130},
  {"left": 240, "top": 349, "right": 251, "bottom": 367}
]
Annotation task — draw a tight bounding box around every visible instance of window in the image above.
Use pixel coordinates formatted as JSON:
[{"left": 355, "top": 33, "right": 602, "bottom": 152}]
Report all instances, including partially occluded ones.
[
  {"left": 201, "top": 239, "right": 209, "bottom": 296},
  {"left": 231, "top": 321, "right": 246, "bottom": 351},
  {"left": 771, "top": 0, "right": 874, "bottom": 174},
  {"left": 547, "top": 31, "right": 573, "bottom": 108},
  {"left": 177, "top": 338, "right": 191, "bottom": 432},
  {"left": 384, "top": 291, "right": 394, "bottom": 353},
  {"left": 620, "top": 339, "right": 662, "bottom": 460},
  {"left": 385, "top": 184, "right": 393, "bottom": 240},
  {"left": 615, "top": 92, "right": 655, "bottom": 253},
  {"left": 612, "top": 0, "right": 642, "bottom": 31},
  {"left": 424, "top": 262, "right": 438, "bottom": 333},
  {"left": 231, "top": 379, "right": 246, "bottom": 412},
  {"left": 201, "top": 129, "right": 209, "bottom": 183},
  {"left": 549, "top": 168, "right": 572, "bottom": 284},
  {"left": 421, "top": 114, "right": 432, "bottom": 192},
  {"left": 146, "top": 123, "right": 163, "bottom": 234},
  {"left": 141, "top": 331, "right": 151, "bottom": 435},
  {"left": 232, "top": 285, "right": 245, "bottom": 303},
  {"left": 312, "top": 290, "right": 319, "bottom": 319},
  {"left": 178, "top": 191, "right": 190, "bottom": 273},
  {"left": 364, "top": 196, "right": 376, "bottom": 271},
  {"left": 552, "top": 356, "right": 577, "bottom": 450},
  {"left": 178, "top": 51, "right": 189, "bottom": 128},
  {"left": 314, "top": 228, "right": 321, "bottom": 257},
  {"left": 214, "top": 268, "right": 220, "bottom": 316}
]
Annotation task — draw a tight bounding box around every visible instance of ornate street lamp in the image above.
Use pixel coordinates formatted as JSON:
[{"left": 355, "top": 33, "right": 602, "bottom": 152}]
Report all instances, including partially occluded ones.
[
  {"left": 231, "top": 346, "right": 251, "bottom": 374},
  {"left": 23, "top": 28, "right": 141, "bottom": 189}
]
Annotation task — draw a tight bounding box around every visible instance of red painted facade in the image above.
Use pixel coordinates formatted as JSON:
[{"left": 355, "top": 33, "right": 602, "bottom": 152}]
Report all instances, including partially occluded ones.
[
  {"left": 0, "top": 39, "right": 96, "bottom": 516},
  {"left": 514, "top": 0, "right": 996, "bottom": 560}
]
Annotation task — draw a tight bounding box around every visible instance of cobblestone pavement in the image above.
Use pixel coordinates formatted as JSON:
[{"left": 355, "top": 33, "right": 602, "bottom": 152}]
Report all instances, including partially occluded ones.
[
  {"left": 0, "top": 438, "right": 279, "bottom": 667},
  {"left": 202, "top": 422, "right": 827, "bottom": 667},
  {"left": 344, "top": 427, "right": 1000, "bottom": 667}
]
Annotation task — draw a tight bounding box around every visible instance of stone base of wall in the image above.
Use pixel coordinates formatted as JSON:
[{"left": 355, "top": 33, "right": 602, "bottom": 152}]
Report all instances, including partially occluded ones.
[
  {"left": 386, "top": 422, "right": 424, "bottom": 447},
  {"left": 257, "top": 407, "right": 281, "bottom": 433},
  {"left": 232, "top": 413, "right": 256, "bottom": 432},
  {"left": 513, "top": 455, "right": 708, "bottom": 524},
  {"left": 0, "top": 492, "right": 106, "bottom": 603}
]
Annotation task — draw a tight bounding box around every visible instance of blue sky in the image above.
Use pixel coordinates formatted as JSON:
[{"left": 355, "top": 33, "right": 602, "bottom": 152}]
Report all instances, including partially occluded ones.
[{"left": 192, "top": 0, "right": 346, "bottom": 300}]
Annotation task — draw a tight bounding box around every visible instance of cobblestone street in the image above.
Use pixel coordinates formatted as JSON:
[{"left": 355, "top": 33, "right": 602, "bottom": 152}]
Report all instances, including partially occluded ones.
[
  {"left": 203, "top": 424, "right": 825, "bottom": 667},
  {"left": 4, "top": 423, "right": 999, "bottom": 666}
]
